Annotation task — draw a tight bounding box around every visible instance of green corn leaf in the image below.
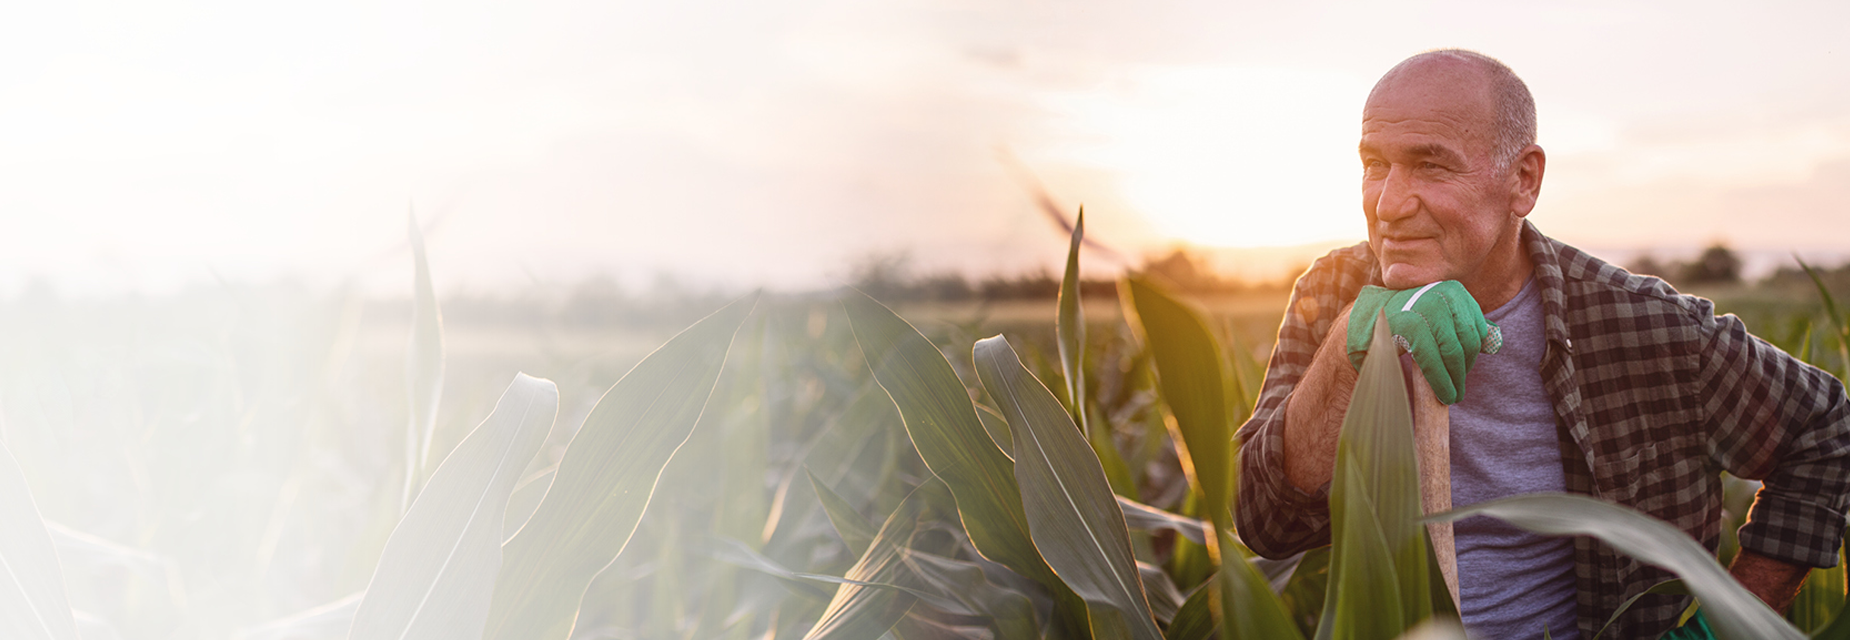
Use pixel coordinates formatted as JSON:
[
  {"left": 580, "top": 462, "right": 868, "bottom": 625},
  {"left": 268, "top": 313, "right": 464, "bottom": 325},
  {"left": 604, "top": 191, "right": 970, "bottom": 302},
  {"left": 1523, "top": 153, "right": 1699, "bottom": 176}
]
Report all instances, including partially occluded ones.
[
  {"left": 1167, "top": 490, "right": 1218, "bottom": 589},
  {"left": 1093, "top": 419, "right": 1141, "bottom": 501},
  {"left": 1798, "top": 258, "right": 1850, "bottom": 378},
  {"left": 1596, "top": 579, "right": 1688, "bottom": 639},
  {"left": 1323, "top": 460, "right": 1407, "bottom": 640},
  {"left": 1321, "top": 311, "right": 1431, "bottom": 639},
  {"left": 974, "top": 403, "right": 1017, "bottom": 461},
  {"left": 1139, "top": 562, "right": 1184, "bottom": 624},
  {"left": 1059, "top": 207, "right": 1088, "bottom": 432},
  {"left": 894, "top": 615, "right": 982, "bottom": 640},
  {"left": 1793, "top": 560, "right": 1845, "bottom": 634},
  {"left": 1805, "top": 539, "right": 1850, "bottom": 639},
  {"left": 350, "top": 374, "right": 558, "bottom": 640},
  {"left": 1422, "top": 529, "right": 1459, "bottom": 618},
  {"left": 975, "top": 334, "right": 1164, "bottom": 640},
  {"left": 1121, "top": 277, "right": 1233, "bottom": 531},
  {"left": 809, "top": 468, "right": 879, "bottom": 556},
  {"left": 702, "top": 536, "right": 931, "bottom": 601},
  {"left": 1427, "top": 493, "right": 1805, "bottom": 640},
  {"left": 1167, "top": 582, "right": 1215, "bottom": 640},
  {"left": 1217, "top": 530, "right": 1304, "bottom": 640},
  {"left": 0, "top": 439, "right": 79, "bottom": 640},
  {"left": 404, "top": 213, "right": 446, "bottom": 512},
  {"left": 1798, "top": 258, "right": 1847, "bottom": 340},
  {"left": 842, "top": 290, "right": 1090, "bottom": 637},
  {"left": 776, "top": 382, "right": 906, "bottom": 552},
  {"left": 899, "top": 549, "right": 1042, "bottom": 638},
  {"left": 483, "top": 294, "right": 757, "bottom": 640},
  {"left": 804, "top": 481, "right": 936, "bottom": 640},
  {"left": 1117, "top": 496, "right": 1208, "bottom": 546},
  {"left": 1281, "top": 548, "right": 1331, "bottom": 637},
  {"left": 1813, "top": 591, "right": 1850, "bottom": 640}
]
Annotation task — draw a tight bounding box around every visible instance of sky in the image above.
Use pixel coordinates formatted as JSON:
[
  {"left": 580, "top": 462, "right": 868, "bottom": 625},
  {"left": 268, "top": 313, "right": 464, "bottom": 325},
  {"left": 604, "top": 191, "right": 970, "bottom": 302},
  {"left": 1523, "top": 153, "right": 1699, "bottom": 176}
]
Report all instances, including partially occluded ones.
[{"left": 0, "top": 0, "right": 1845, "bottom": 295}]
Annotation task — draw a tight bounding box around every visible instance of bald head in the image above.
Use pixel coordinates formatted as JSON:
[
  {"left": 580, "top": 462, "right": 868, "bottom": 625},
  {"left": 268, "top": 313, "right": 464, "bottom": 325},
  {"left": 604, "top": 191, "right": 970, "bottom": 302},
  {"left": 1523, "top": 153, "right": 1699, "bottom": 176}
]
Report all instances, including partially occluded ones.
[{"left": 1369, "top": 49, "right": 1536, "bottom": 172}]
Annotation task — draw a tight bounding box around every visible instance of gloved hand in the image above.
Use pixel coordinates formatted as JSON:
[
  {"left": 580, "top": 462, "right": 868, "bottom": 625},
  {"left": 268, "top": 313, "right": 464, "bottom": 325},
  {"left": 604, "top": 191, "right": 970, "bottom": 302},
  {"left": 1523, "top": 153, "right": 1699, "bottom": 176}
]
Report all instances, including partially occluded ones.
[
  {"left": 1345, "top": 281, "right": 1502, "bottom": 405},
  {"left": 1659, "top": 609, "right": 1715, "bottom": 640}
]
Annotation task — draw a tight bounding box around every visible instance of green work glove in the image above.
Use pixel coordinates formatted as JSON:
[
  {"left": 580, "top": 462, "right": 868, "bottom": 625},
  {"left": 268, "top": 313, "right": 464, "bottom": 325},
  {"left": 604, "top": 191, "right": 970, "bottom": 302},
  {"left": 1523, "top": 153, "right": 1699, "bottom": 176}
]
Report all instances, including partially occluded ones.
[
  {"left": 1345, "top": 281, "right": 1502, "bottom": 405},
  {"left": 1659, "top": 609, "right": 1715, "bottom": 640}
]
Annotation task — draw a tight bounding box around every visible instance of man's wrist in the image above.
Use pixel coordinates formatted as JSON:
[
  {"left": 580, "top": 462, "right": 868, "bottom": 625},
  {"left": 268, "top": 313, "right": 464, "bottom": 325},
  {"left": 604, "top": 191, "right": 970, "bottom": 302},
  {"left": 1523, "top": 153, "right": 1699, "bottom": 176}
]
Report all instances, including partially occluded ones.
[{"left": 1727, "top": 548, "right": 1811, "bottom": 613}]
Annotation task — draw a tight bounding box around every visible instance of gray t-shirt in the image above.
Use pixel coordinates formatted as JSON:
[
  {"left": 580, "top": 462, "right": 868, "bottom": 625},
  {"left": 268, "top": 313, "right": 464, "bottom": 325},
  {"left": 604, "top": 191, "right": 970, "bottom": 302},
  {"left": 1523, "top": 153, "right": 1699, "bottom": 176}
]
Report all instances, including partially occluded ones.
[{"left": 1449, "top": 278, "right": 1579, "bottom": 639}]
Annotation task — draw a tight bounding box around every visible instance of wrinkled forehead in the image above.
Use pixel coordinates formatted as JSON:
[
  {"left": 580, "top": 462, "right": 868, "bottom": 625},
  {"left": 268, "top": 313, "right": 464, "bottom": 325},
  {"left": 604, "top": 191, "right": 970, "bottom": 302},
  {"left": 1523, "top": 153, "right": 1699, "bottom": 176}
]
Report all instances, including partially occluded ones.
[{"left": 1361, "top": 60, "right": 1499, "bottom": 149}]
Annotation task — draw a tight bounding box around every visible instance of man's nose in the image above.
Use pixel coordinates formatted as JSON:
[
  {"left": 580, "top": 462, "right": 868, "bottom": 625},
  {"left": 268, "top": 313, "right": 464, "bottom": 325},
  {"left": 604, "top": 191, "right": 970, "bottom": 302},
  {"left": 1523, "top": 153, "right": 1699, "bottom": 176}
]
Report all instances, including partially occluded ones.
[{"left": 1374, "top": 165, "right": 1420, "bottom": 222}]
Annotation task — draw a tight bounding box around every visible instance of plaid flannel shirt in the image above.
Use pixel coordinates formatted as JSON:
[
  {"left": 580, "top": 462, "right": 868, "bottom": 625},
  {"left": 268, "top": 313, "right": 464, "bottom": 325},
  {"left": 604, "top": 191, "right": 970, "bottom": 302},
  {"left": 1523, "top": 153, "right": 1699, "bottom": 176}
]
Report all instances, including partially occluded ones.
[{"left": 1235, "top": 221, "right": 1850, "bottom": 638}]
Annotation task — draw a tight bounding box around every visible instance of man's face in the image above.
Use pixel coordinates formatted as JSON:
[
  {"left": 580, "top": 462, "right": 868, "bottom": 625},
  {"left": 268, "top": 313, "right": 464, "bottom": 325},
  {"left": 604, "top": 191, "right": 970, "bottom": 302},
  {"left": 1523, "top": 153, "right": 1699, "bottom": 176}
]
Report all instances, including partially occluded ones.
[{"left": 1359, "top": 63, "right": 1520, "bottom": 290}]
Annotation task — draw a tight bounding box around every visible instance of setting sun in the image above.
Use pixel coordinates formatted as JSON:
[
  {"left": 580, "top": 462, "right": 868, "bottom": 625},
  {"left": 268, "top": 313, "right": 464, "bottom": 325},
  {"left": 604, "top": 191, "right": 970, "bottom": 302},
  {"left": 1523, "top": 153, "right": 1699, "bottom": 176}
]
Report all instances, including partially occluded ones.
[{"left": 1052, "top": 66, "right": 1374, "bottom": 249}]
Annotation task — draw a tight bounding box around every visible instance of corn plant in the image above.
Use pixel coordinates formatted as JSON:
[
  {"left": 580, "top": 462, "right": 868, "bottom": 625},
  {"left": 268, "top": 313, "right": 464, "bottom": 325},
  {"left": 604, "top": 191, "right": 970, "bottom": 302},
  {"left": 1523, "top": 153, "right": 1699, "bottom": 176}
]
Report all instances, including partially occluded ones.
[{"left": 0, "top": 217, "right": 1845, "bottom": 640}]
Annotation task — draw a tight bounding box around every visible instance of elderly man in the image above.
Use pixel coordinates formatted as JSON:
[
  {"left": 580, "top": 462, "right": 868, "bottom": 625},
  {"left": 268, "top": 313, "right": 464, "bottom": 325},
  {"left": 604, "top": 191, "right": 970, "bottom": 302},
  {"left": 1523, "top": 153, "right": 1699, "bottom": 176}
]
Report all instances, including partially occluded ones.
[{"left": 1234, "top": 49, "right": 1850, "bottom": 639}]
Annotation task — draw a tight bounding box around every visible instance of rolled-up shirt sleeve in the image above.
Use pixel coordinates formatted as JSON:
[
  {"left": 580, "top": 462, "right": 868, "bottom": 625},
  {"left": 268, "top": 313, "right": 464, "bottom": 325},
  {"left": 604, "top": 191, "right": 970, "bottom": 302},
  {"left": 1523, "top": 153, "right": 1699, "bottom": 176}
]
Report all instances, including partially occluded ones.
[
  {"left": 1695, "top": 306, "right": 1850, "bottom": 568},
  {"left": 1237, "top": 391, "right": 1334, "bottom": 558},
  {"left": 1235, "top": 248, "right": 1370, "bottom": 558}
]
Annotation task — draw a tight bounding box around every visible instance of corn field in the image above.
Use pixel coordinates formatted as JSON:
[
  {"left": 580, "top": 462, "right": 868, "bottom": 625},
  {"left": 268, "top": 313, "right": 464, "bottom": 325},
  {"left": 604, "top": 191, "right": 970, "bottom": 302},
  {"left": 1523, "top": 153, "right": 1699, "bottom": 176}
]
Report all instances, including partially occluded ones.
[{"left": 0, "top": 215, "right": 1847, "bottom": 640}]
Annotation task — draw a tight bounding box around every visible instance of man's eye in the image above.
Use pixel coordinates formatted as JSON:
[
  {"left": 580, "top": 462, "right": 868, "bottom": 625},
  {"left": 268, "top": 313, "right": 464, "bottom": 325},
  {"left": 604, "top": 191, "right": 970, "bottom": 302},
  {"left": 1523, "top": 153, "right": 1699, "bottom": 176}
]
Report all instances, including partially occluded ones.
[{"left": 1420, "top": 161, "right": 1443, "bottom": 171}]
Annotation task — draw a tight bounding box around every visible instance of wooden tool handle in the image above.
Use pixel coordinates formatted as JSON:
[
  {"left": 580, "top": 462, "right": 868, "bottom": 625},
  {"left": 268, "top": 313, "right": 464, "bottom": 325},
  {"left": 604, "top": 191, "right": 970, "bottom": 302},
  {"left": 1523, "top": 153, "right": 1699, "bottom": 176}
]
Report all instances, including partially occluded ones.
[{"left": 1405, "top": 357, "right": 1460, "bottom": 608}]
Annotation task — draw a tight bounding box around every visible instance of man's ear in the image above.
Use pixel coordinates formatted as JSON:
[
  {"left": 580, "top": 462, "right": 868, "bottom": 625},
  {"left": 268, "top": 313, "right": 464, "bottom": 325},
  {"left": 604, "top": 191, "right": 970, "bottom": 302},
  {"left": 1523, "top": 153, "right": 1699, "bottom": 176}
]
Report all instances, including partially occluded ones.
[{"left": 1508, "top": 144, "right": 1546, "bottom": 218}]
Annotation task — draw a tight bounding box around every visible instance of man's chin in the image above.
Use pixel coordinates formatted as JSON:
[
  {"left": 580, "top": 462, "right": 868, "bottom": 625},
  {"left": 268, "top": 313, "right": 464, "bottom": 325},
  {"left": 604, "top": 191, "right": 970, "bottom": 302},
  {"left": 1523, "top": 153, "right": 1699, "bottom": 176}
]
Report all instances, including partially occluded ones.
[{"left": 1379, "top": 264, "right": 1443, "bottom": 289}]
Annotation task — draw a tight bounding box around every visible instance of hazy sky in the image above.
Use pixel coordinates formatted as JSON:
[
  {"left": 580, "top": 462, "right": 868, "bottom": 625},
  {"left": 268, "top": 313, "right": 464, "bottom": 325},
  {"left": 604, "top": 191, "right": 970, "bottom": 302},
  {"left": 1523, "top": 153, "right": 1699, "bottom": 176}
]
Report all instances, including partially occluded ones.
[{"left": 2, "top": 0, "right": 1845, "bottom": 294}]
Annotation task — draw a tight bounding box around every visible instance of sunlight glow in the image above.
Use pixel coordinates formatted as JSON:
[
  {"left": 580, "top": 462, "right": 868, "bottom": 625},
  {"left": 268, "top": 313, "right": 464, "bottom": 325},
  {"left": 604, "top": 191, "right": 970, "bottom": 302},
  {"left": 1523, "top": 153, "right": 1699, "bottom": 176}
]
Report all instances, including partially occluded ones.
[{"left": 1053, "top": 66, "right": 1373, "bottom": 248}]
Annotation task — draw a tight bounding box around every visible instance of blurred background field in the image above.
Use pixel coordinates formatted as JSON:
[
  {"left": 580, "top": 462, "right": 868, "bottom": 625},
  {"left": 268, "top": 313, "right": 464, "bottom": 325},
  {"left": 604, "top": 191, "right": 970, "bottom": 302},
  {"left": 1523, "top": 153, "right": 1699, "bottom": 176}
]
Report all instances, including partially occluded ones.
[{"left": 5, "top": 235, "right": 1849, "bottom": 638}]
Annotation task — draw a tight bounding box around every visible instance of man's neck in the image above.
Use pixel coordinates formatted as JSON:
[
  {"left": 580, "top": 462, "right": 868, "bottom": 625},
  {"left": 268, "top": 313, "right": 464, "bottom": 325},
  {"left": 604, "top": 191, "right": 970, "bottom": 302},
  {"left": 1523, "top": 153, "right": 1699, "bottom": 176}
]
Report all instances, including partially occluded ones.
[{"left": 1464, "top": 232, "right": 1535, "bottom": 313}]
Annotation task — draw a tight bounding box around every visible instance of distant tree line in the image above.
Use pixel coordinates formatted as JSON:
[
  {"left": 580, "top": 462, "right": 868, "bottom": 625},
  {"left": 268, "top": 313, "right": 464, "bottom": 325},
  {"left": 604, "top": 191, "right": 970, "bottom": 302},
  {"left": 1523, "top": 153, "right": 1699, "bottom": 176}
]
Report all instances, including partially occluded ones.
[
  {"left": 848, "top": 247, "right": 1290, "bottom": 304},
  {"left": 1628, "top": 242, "right": 1850, "bottom": 296},
  {"left": 1629, "top": 243, "right": 1746, "bottom": 286}
]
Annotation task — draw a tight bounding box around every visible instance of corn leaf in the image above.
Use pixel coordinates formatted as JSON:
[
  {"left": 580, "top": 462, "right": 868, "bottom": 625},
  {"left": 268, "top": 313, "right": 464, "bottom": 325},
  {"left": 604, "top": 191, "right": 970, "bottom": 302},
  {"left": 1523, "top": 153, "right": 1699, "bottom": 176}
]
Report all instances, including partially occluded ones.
[
  {"left": 0, "top": 439, "right": 79, "bottom": 640},
  {"left": 1791, "top": 540, "right": 1847, "bottom": 633},
  {"left": 975, "top": 334, "right": 1164, "bottom": 640},
  {"left": 1093, "top": 420, "right": 1141, "bottom": 501},
  {"left": 1813, "top": 594, "right": 1850, "bottom": 640},
  {"left": 893, "top": 616, "right": 983, "bottom": 640},
  {"left": 1167, "top": 583, "right": 1215, "bottom": 640},
  {"left": 1064, "top": 212, "right": 1138, "bottom": 500},
  {"left": 1428, "top": 493, "right": 1805, "bottom": 640},
  {"left": 804, "top": 481, "right": 935, "bottom": 640},
  {"left": 702, "top": 536, "right": 922, "bottom": 601},
  {"left": 809, "top": 468, "right": 879, "bottom": 556},
  {"left": 1058, "top": 207, "right": 1088, "bottom": 432},
  {"left": 899, "top": 549, "right": 1042, "bottom": 638},
  {"left": 1217, "top": 529, "right": 1304, "bottom": 640},
  {"left": 1281, "top": 548, "right": 1331, "bottom": 637},
  {"left": 350, "top": 373, "right": 558, "bottom": 640},
  {"left": 1323, "top": 460, "right": 1406, "bottom": 640},
  {"left": 1593, "top": 579, "right": 1687, "bottom": 639},
  {"left": 1117, "top": 495, "right": 1207, "bottom": 546},
  {"left": 842, "top": 290, "right": 1090, "bottom": 636},
  {"left": 1321, "top": 312, "right": 1431, "bottom": 639},
  {"left": 484, "top": 294, "right": 757, "bottom": 640},
  {"left": 1140, "top": 562, "right": 1184, "bottom": 624},
  {"left": 404, "top": 213, "right": 446, "bottom": 511},
  {"left": 1121, "top": 277, "right": 1233, "bottom": 531},
  {"left": 1798, "top": 258, "right": 1850, "bottom": 377},
  {"left": 1422, "top": 529, "right": 1460, "bottom": 618}
]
